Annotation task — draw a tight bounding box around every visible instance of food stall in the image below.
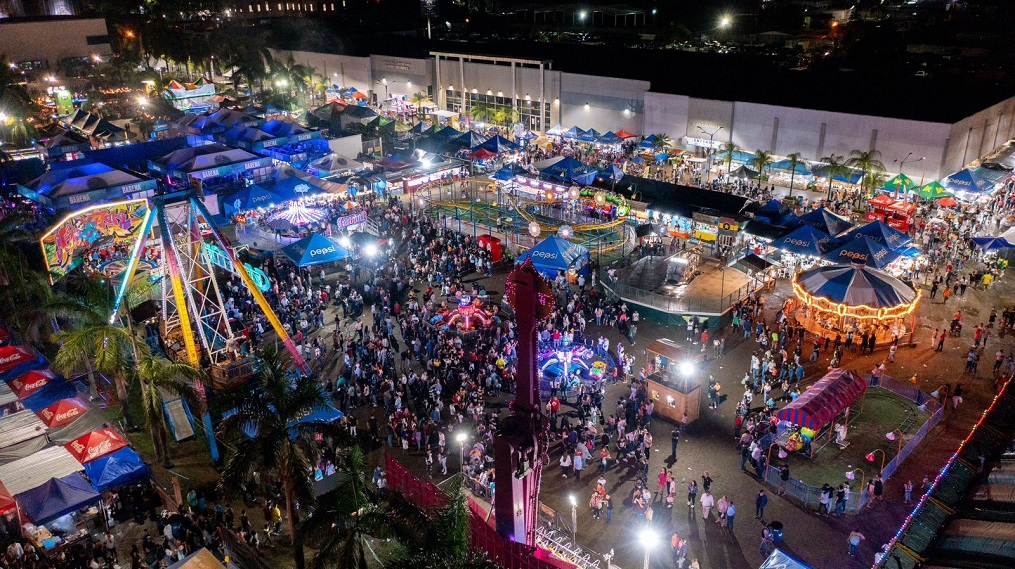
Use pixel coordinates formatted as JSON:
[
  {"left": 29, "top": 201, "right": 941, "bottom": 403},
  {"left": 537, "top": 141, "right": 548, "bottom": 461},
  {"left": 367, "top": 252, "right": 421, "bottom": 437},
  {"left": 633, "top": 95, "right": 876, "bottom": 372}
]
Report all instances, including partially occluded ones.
[
  {"left": 866, "top": 196, "right": 917, "bottom": 232},
  {"left": 644, "top": 339, "right": 705, "bottom": 425}
]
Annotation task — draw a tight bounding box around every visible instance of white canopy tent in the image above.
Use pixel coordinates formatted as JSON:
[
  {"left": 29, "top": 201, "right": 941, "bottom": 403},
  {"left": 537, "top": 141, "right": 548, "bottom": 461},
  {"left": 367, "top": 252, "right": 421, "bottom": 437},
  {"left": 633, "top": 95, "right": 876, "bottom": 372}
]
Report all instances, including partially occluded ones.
[{"left": 0, "top": 446, "right": 84, "bottom": 495}]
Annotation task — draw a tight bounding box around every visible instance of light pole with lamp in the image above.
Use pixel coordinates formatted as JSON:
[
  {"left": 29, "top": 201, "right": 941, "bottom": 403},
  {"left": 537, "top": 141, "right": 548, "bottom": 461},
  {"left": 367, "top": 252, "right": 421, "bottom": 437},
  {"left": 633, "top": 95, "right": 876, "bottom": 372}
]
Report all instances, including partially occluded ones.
[
  {"left": 639, "top": 527, "right": 658, "bottom": 569},
  {"left": 892, "top": 153, "right": 926, "bottom": 200},
  {"left": 865, "top": 448, "right": 887, "bottom": 473},
  {"left": 568, "top": 494, "right": 577, "bottom": 543},
  {"left": 696, "top": 124, "right": 723, "bottom": 184},
  {"left": 456, "top": 432, "right": 468, "bottom": 473},
  {"left": 275, "top": 78, "right": 289, "bottom": 111},
  {"left": 885, "top": 430, "right": 904, "bottom": 456},
  {"left": 845, "top": 468, "right": 866, "bottom": 505}
]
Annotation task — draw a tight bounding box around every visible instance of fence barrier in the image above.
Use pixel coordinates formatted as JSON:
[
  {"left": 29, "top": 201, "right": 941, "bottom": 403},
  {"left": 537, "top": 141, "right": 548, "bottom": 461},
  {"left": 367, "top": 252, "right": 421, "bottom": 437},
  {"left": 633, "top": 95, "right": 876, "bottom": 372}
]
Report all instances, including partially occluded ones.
[{"left": 760, "top": 373, "right": 943, "bottom": 514}]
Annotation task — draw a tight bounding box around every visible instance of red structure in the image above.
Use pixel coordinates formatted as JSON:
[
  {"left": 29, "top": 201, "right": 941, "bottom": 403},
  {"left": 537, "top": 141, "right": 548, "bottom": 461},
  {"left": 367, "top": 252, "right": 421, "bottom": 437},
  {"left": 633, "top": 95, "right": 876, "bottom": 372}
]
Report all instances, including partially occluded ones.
[{"left": 495, "top": 259, "right": 554, "bottom": 546}]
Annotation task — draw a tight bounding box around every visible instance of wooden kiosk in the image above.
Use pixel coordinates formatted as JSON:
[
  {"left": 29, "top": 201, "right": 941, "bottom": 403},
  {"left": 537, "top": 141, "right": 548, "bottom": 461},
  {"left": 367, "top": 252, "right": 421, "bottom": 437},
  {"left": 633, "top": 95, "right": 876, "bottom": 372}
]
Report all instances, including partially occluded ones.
[{"left": 645, "top": 338, "right": 704, "bottom": 425}]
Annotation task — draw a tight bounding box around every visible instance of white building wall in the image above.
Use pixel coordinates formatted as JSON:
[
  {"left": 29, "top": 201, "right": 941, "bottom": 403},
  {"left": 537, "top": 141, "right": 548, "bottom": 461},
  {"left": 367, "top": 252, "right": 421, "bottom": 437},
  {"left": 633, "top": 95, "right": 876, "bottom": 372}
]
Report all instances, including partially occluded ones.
[
  {"left": 369, "top": 55, "right": 432, "bottom": 100},
  {"left": 642, "top": 92, "right": 690, "bottom": 140},
  {"left": 945, "top": 96, "right": 1015, "bottom": 173},
  {"left": 0, "top": 18, "right": 110, "bottom": 64},
  {"left": 270, "top": 49, "right": 372, "bottom": 94},
  {"left": 558, "top": 73, "right": 648, "bottom": 135}
]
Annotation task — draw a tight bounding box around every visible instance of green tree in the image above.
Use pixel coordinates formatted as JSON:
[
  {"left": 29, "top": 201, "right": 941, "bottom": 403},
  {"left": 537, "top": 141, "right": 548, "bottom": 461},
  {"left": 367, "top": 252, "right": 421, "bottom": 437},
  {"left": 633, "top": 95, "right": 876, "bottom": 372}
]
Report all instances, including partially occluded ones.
[
  {"left": 467, "top": 102, "right": 494, "bottom": 125},
  {"left": 720, "top": 141, "right": 741, "bottom": 174},
  {"left": 0, "top": 210, "right": 52, "bottom": 341},
  {"left": 751, "top": 150, "right": 775, "bottom": 184},
  {"left": 135, "top": 343, "right": 203, "bottom": 467},
  {"left": 820, "top": 153, "right": 847, "bottom": 200},
  {"left": 0, "top": 54, "right": 32, "bottom": 119},
  {"left": 48, "top": 277, "right": 137, "bottom": 415},
  {"left": 846, "top": 149, "right": 886, "bottom": 201},
  {"left": 409, "top": 92, "right": 433, "bottom": 121},
  {"left": 216, "top": 348, "right": 342, "bottom": 569},
  {"left": 784, "top": 152, "right": 804, "bottom": 198},
  {"left": 651, "top": 133, "right": 672, "bottom": 151}
]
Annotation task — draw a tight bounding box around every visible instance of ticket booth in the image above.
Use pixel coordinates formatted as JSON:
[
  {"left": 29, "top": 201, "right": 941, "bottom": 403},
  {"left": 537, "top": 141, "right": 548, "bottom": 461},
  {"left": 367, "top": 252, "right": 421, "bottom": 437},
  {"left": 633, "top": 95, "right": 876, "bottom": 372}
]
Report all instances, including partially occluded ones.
[
  {"left": 645, "top": 338, "right": 704, "bottom": 425},
  {"left": 477, "top": 234, "right": 503, "bottom": 262}
]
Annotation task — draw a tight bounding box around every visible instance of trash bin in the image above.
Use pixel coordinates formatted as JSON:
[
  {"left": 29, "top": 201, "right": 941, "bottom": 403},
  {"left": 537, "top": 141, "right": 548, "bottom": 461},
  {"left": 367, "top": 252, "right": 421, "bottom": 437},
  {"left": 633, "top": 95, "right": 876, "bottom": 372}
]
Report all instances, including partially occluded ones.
[{"left": 769, "top": 521, "right": 784, "bottom": 543}]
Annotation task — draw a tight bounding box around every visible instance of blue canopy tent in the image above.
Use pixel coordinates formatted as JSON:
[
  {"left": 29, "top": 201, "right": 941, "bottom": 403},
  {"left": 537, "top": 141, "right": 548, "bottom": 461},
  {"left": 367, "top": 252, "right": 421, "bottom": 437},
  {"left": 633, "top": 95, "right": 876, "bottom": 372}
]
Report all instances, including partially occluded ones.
[
  {"left": 409, "top": 122, "right": 429, "bottom": 135},
  {"left": 540, "top": 157, "right": 595, "bottom": 183},
  {"left": 770, "top": 226, "right": 835, "bottom": 257},
  {"left": 270, "top": 177, "right": 327, "bottom": 201},
  {"left": 797, "top": 207, "right": 854, "bottom": 236},
  {"left": 561, "top": 126, "right": 585, "bottom": 140},
  {"left": 515, "top": 236, "right": 590, "bottom": 279},
  {"left": 222, "top": 185, "right": 284, "bottom": 216},
  {"left": 545, "top": 124, "right": 566, "bottom": 136},
  {"left": 824, "top": 235, "right": 900, "bottom": 269},
  {"left": 431, "top": 126, "right": 461, "bottom": 141},
  {"left": 82, "top": 447, "right": 150, "bottom": 491},
  {"left": 571, "top": 172, "right": 597, "bottom": 185},
  {"left": 754, "top": 199, "right": 798, "bottom": 226},
  {"left": 812, "top": 164, "right": 863, "bottom": 184},
  {"left": 22, "top": 379, "right": 79, "bottom": 412},
  {"left": 772, "top": 159, "right": 812, "bottom": 175},
  {"left": 943, "top": 168, "right": 994, "bottom": 196},
  {"left": 15, "top": 473, "right": 100, "bottom": 524},
  {"left": 596, "top": 165, "right": 625, "bottom": 182},
  {"left": 476, "top": 135, "right": 520, "bottom": 154},
  {"left": 577, "top": 129, "right": 602, "bottom": 143},
  {"left": 845, "top": 220, "right": 912, "bottom": 250},
  {"left": 492, "top": 163, "right": 528, "bottom": 181},
  {"left": 282, "top": 234, "right": 352, "bottom": 267},
  {"left": 971, "top": 236, "right": 1015, "bottom": 251},
  {"left": 448, "top": 130, "right": 487, "bottom": 149},
  {"left": 638, "top": 134, "right": 658, "bottom": 150},
  {"left": 596, "top": 132, "right": 622, "bottom": 145},
  {"left": 759, "top": 549, "right": 815, "bottom": 569}
]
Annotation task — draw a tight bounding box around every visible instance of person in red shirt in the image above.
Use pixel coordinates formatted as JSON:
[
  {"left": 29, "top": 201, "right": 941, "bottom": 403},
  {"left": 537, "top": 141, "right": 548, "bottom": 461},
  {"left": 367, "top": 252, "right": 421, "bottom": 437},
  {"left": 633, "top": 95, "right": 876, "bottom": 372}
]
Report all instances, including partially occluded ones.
[{"left": 548, "top": 396, "right": 560, "bottom": 420}]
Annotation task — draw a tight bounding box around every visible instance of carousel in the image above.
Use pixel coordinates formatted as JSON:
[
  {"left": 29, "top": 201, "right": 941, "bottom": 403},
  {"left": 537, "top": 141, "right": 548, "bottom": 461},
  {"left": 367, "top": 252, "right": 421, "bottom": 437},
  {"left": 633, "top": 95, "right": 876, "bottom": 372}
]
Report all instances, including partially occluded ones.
[
  {"left": 789, "top": 262, "right": 921, "bottom": 346},
  {"left": 430, "top": 294, "right": 498, "bottom": 332}
]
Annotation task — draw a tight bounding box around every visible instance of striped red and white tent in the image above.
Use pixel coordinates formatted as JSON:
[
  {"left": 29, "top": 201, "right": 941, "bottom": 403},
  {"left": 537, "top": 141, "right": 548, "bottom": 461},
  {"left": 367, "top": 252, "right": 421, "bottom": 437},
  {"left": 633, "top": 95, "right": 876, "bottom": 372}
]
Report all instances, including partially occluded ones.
[{"left": 776, "top": 369, "right": 867, "bottom": 432}]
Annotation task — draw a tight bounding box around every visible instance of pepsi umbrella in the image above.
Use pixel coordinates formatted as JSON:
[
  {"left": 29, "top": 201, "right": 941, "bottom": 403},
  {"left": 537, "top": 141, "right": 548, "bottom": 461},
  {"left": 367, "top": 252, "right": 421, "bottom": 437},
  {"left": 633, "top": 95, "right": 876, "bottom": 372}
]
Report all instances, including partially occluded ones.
[
  {"left": 561, "top": 126, "right": 585, "bottom": 140},
  {"left": 770, "top": 225, "right": 835, "bottom": 256},
  {"left": 597, "top": 165, "right": 625, "bottom": 182},
  {"left": 824, "top": 235, "right": 900, "bottom": 269},
  {"left": 797, "top": 208, "right": 854, "bottom": 236},
  {"left": 970, "top": 236, "right": 1015, "bottom": 251},
  {"left": 577, "top": 129, "right": 602, "bottom": 143},
  {"left": 281, "top": 234, "right": 352, "bottom": 267},
  {"left": 942, "top": 168, "right": 993, "bottom": 195},
  {"left": 844, "top": 220, "right": 912, "bottom": 250},
  {"left": 596, "top": 132, "right": 623, "bottom": 145},
  {"left": 546, "top": 124, "right": 566, "bottom": 136}
]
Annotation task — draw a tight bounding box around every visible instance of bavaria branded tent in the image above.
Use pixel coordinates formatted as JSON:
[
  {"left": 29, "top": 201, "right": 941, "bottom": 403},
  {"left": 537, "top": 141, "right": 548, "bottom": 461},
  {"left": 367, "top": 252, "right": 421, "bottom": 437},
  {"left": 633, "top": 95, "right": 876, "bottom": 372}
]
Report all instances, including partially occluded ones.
[
  {"left": 824, "top": 236, "right": 900, "bottom": 269},
  {"left": 281, "top": 234, "right": 353, "bottom": 267},
  {"left": 515, "top": 236, "right": 590, "bottom": 279},
  {"left": 0, "top": 345, "right": 45, "bottom": 380},
  {"left": 64, "top": 428, "right": 129, "bottom": 463},
  {"left": 769, "top": 226, "right": 835, "bottom": 257},
  {"left": 15, "top": 473, "right": 100, "bottom": 524},
  {"left": 845, "top": 220, "right": 913, "bottom": 250},
  {"left": 777, "top": 369, "right": 867, "bottom": 432},
  {"left": 82, "top": 447, "right": 150, "bottom": 492},
  {"left": 882, "top": 173, "right": 915, "bottom": 193},
  {"left": 797, "top": 207, "right": 854, "bottom": 236}
]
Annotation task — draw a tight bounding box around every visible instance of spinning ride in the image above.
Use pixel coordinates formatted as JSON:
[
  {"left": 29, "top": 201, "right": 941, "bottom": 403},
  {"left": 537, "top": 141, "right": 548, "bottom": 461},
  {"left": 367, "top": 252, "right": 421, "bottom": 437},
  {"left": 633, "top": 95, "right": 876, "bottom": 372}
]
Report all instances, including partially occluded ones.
[
  {"left": 537, "top": 343, "right": 615, "bottom": 398},
  {"left": 266, "top": 199, "right": 329, "bottom": 227},
  {"left": 432, "top": 295, "right": 497, "bottom": 332}
]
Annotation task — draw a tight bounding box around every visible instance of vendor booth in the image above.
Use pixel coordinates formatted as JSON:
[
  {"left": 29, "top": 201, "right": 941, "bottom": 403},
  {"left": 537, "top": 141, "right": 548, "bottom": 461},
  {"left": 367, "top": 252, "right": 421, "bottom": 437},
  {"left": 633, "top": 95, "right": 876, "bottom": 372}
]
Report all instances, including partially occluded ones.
[
  {"left": 776, "top": 368, "right": 867, "bottom": 457},
  {"left": 15, "top": 473, "right": 100, "bottom": 525},
  {"left": 0, "top": 382, "right": 23, "bottom": 417},
  {"left": 221, "top": 185, "right": 285, "bottom": 217},
  {"left": 82, "top": 447, "right": 150, "bottom": 492},
  {"left": 645, "top": 339, "right": 705, "bottom": 425},
  {"left": 846, "top": 220, "right": 913, "bottom": 250},
  {"left": 64, "top": 428, "right": 129, "bottom": 464},
  {"left": 823, "top": 235, "right": 901, "bottom": 269},
  {"left": 515, "top": 236, "right": 590, "bottom": 282}
]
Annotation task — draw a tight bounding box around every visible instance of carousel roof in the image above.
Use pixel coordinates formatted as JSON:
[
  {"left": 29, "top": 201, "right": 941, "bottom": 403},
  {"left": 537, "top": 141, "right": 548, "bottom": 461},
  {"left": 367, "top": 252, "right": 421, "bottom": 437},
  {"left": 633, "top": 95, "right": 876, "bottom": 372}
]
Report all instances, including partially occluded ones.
[{"left": 794, "top": 263, "right": 918, "bottom": 311}]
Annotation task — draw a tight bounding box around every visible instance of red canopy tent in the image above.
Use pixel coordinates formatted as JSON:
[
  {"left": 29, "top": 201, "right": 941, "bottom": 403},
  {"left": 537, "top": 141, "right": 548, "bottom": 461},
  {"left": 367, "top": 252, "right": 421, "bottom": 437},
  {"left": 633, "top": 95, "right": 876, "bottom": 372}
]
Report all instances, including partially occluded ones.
[
  {"left": 615, "top": 129, "right": 638, "bottom": 140},
  {"left": 36, "top": 398, "right": 89, "bottom": 428},
  {"left": 7, "top": 369, "right": 59, "bottom": 399},
  {"left": 777, "top": 369, "right": 867, "bottom": 432},
  {"left": 470, "top": 148, "right": 498, "bottom": 160},
  {"left": 0, "top": 481, "right": 15, "bottom": 516},
  {"left": 0, "top": 345, "right": 40, "bottom": 376},
  {"left": 64, "top": 428, "right": 128, "bottom": 463}
]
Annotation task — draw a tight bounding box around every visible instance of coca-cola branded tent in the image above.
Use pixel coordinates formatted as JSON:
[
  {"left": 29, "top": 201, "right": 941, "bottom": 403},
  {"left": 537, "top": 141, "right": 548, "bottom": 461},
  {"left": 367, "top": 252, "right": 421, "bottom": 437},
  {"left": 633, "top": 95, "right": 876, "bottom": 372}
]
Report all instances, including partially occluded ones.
[
  {"left": 36, "top": 398, "right": 89, "bottom": 428},
  {"left": 0, "top": 345, "right": 44, "bottom": 380},
  {"left": 64, "top": 428, "right": 128, "bottom": 463},
  {"left": 47, "top": 409, "right": 108, "bottom": 446},
  {"left": 6, "top": 369, "right": 60, "bottom": 400}
]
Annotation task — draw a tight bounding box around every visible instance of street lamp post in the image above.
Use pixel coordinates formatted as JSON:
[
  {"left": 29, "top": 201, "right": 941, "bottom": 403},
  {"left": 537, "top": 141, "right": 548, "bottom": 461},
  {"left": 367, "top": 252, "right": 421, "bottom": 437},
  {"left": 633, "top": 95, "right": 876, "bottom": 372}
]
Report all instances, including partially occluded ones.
[
  {"left": 568, "top": 494, "right": 577, "bottom": 543},
  {"left": 456, "top": 432, "right": 467, "bottom": 473},
  {"left": 639, "top": 528, "right": 658, "bottom": 569},
  {"left": 697, "top": 124, "right": 723, "bottom": 184},
  {"left": 865, "top": 448, "right": 887, "bottom": 473},
  {"left": 892, "top": 153, "right": 926, "bottom": 200}
]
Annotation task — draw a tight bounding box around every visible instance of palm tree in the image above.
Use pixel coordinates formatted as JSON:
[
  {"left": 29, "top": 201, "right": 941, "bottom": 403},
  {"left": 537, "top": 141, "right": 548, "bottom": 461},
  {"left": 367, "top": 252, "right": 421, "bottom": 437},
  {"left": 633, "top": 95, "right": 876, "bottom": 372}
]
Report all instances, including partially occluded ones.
[
  {"left": 0, "top": 54, "right": 32, "bottom": 119},
  {"left": 720, "top": 141, "right": 741, "bottom": 175},
  {"left": 651, "top": 133, "right": 672, "bottom": 151},
  {"left": 492, "top": 105, "right": 519, "bottom": 127},
  {"left": 216, "top": 348, "right": 344, "bottom": 569},
  {"left": 751, "top": 150, "right": 775, "bottom": 184},
  {"left": 784, "top": 152, "right": 804, "bottom": 198},
  {"left": 467, "top": 102, "right": 494, "bottom": 125},
  {"left": 820, "top": 153, "right": 847, "bottom": 200},
  {"left": 135, "top": 343, "right": 202, "bottom": 467},
  {"left": 48, "top": 277, "right": 137, "bottom": 415},
  {"left": 846, "top": 149, "right": 886, "bottom": 202},
  {"left": 0, "top": 210, "right": 52, "bottom": 341},
  {"left": 409, "top": 92, "right": 433, "bottom": 122}
]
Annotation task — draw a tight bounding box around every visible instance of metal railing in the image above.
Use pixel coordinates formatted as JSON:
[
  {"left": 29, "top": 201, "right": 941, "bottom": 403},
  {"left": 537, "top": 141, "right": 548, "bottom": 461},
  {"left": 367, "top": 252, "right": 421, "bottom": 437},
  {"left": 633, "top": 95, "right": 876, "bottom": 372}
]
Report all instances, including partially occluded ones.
[
  {"left": 600, "top": 268, "right": 756, "bottom": 315},
  {"left": 759, "top": 374, "right": 943, "bottom": 514}
]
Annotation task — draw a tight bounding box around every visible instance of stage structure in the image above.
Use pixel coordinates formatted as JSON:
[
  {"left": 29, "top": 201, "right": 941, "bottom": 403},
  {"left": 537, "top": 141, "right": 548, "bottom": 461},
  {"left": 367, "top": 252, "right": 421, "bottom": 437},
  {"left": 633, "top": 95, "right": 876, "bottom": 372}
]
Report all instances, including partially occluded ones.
[{"left": 495, "top": 259, "right": 552, "bottom": 546}]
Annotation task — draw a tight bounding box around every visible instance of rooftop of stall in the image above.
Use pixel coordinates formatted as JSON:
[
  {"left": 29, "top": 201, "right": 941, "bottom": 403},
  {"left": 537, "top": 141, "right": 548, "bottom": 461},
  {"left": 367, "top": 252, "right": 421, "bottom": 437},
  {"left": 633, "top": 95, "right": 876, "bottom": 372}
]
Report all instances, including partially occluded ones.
[
  {"left": 644, "top": 338, "right": 705, "bottom": 394},
  {"left": 16, "top": 160, "right": 158, "bottom": 211},
  {"left": 148, "top": 142, "right": 274, "bottom": 191}
]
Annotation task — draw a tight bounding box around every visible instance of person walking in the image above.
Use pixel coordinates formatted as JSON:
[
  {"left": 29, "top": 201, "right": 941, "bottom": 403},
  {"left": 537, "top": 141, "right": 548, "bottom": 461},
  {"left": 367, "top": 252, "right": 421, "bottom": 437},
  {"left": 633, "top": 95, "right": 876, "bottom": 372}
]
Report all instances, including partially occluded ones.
[
  {"left": 903, "top": 480, "right": 914, "bottom": 505},
  {"left": 755, "top": 490, "right": 768, "bottom": 520},
  {"left": 700, "top": 490, "right": 714, "bottom": 520},
  {"left": 848, "top": 529, "right": 866, "bottom": 556},
  {"left": 560, "top": 452, "right": 572, "bottom": 478},
  {"left": 573, "top": 451, "right": 585, "bottom": 482},
  {"left": 778, "top": 465, "right": 790, "bottom": 496},
  {"left": 671, "top": 427, "right": 680, "bottom": 458},
  {"left": 725, "top": 501, "right": 736, "bottom": 531},
  {"left": 687, "top": 480, "right": 698, "bottom": 509},
  {"left": 604, "top": 494, "right": 614, "bottom": 525},
  {"left": 715, "top": 495, "right": 729, "bottom": 526}
]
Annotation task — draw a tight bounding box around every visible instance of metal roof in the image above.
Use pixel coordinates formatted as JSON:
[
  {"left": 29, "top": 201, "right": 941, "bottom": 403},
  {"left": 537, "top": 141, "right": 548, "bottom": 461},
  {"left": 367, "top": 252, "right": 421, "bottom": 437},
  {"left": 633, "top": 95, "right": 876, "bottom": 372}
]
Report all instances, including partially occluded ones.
[{"left": 0, "top": 446, "right": 83, "bottom": 495}]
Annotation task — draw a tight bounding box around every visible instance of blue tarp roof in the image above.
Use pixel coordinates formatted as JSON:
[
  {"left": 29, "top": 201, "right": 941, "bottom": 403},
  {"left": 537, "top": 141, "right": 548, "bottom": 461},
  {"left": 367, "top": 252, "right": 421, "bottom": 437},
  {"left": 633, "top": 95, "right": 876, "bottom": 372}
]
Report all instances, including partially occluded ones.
[
  {"left": 431, "top": 126, "right": 462, "bottom": 140},
  {"left": 772, "top": 159, "right": 812, "bottom": 175},
  {"left": 971, "top": 236, "right": 1015, "bottom": 251},
  {"left": 597, "top": 165, "right": 625, "bottom": 182},
  {"left": 759, "top": 549, "right": 814, "bottom": 569},
  {"left": 769, "top": 225, "right": 835, "bottom": 256},
  {"left": 15, "top": 473, "right": 100, "bottom": 524},
  {"left": 942, "top": 168, "right": 994, "bottom": 195},
  {"left": 812, "top": 164, "right": 863, "bottom": 184},
  {"left": 223, "top": 185, "right": 285, "bottom": 215},
  {"left": 561, "top": 126, "right": 585, "bottom": 139},
  {"left": 22, "top": 378, "right": 78, "bottom": 412},
  {"left": 515, "top": 236, "right": 590, "bottom": 276},
  {"left": 824, "top": 235, "right": 900, "bottom": 269},
  {"left": 82, "top": 447, "right": 150, "bottom": 491},
  {"left": 797, "top": 207, "right": 854, "bottom": 236},
  {"left": 596, "top": 132, "right": 622, "bottom": 145},
  {"left": 540, "top": 156, "right": 594, "bottom": 182},
  {"left": 493, "top": 164, "right": 529, "bottom": 181},
  {"left": 268, "top": 177, "right": 327, "bottom": 201},
  {"left": 638, "top": 134, "right": 658, "bottom": 149},
  {"left": 281, "top": 234, "right": 352, "bottom": 267},
  {"left": 476, "top": 135, "right": 520, "bottom": 154},
  {"left": 845, "top": 220, "right": 912, "bottom": 250}
]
